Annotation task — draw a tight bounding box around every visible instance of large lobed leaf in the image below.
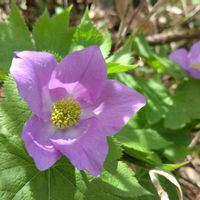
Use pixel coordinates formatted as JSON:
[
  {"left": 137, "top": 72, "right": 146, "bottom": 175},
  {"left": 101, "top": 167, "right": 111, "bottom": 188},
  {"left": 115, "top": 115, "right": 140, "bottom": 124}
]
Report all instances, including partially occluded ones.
[
  {"left": 165, "top": 79, "right": 200, "bottom": 129},
  {"left": 0, "top": 76, "right": 31, "bottom": 135}
]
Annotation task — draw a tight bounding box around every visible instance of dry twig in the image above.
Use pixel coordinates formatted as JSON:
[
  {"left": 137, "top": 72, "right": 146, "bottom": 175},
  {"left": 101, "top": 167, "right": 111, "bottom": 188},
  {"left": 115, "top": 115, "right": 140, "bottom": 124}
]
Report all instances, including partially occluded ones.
[{"left": 146, "top": 28, "right": 200, "bottom": 45}]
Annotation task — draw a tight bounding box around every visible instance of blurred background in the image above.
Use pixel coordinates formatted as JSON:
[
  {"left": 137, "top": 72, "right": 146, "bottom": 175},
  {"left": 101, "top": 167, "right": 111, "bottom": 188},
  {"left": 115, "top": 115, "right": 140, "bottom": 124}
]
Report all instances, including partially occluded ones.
[
  {"left": 0, "top": 0, "right": 200, "bottom": 199},
  {"left": 0, "top": 0, "right": 200, "bottom": 50}
]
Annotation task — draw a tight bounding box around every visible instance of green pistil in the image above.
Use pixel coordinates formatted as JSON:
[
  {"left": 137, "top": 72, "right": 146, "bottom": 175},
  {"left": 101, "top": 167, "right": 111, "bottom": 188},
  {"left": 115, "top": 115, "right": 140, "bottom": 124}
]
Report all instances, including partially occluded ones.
[{"left": 51, "top": 98, "right": 81, "bottom": 129}]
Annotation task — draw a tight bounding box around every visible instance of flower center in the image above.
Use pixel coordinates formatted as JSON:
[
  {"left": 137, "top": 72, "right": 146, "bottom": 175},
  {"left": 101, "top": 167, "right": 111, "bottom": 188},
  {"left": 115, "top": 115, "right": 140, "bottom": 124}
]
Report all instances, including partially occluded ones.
[
  {"left": 191, "top": 63, "right": 200, "bottom": 69},
  {"left": 51, "top": 98, "right": 81, "bottom": 129}
]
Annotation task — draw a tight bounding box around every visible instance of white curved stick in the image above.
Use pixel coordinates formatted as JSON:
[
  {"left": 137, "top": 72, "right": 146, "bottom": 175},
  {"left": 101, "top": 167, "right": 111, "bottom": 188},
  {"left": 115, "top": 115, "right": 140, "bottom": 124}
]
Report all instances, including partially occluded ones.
[{"left": 149, "top": 169, "right": 183, "bottom": 200}]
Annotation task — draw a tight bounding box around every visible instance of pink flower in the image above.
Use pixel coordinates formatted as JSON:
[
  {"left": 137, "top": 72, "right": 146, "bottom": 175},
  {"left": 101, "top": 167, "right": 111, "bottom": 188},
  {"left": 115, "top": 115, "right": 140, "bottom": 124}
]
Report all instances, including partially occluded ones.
[
  {"left": 10, "top": 46, "right": 146, "bottom": 176},
  {"left": 169, "top": 41, "right": 200, "bottom": 79}
]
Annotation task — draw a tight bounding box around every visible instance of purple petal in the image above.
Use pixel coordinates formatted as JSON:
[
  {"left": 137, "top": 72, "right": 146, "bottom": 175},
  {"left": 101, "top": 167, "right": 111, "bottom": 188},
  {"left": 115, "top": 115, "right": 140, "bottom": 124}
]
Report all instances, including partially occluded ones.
[
  {"left": 10, "top": 51, "right": 58, "bottom": 119},
  {"left": 183, "top": 66, "right": 200, "bottom": 79},
  {"left": 50, "top": 46, "right": 106, "bottom": 102},
  {"left": 22, "top": 115, "right": 61, "bottom": 170},
  {"left": 49, "top": 80, "right": 91, "bottom": 104},
  {"left": 49, "top": 87, "right": 67, "bottom": 102},
  {"left": 168, "top": 48, "right": 190, "bottom": 71},
  {"left": 189, "top": 41, "right": 200, "bottom": 63},
  {"left": 92, "top": 80, "right": 146, "bottom": 135},
  {"left": 187, "top": 41, "right": 200, "bottom": 79},
  {"left": 50, "top": 118, "right": 94, "bottom": 140},
  {"left": 51, "top": 118, "right": 108, "bottom": 176}
]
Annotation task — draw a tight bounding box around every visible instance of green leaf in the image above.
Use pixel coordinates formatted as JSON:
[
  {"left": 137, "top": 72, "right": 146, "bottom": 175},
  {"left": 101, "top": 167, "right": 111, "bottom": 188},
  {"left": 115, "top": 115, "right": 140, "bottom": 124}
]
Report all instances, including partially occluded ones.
[
  {"left": 159, "top": 161, "right": 189, "bottom": 171},
  {"left": 0, "top": 2, "right": 34, "bottom": 72},
  {"left": 164, "top": 146, "right": 189, "bottom": 164},
  {"left": 151, "top": 121, "right": 191, "bottom": 162},
  {"left": 132, "top": 35, "right": 185, "bottom": 80},
  {"left": 0, "top": 76, "right": 31, "bottom": 135},
  {"left": 132, "top": 35, "right": 153, "bottom": 59},
  {"left": 73, "top": 8, "right": 103, "bottom": 48},
  {"left": 115, "top": 128, "right": 162, "bottom": 166},
  {"left": 117, "top": 73, "right": 172, "bottom": 124},
  {"left": 100, "top": 30, "right": 112, "bottom": 58},
  {"left": 0, "top": 70, "right": 6, "bottom": 80},
  {"left": 107, "top": 62, "right": 138, "bottom": 74},
  {"left": 99, "top": 161, "right": 151, "bottom": 198},
  {"left": 107, "top": 36, "right": 134, "bottom": 65},
  {"left": 116, "top": 128, "right": 171, "bottom": 151},
  {"left": 123, "top": 145, "right": 162, "bottom": 166},
  {"left": 85, "top": 179, "right": 122, "bottom": 200},
  {"left": 105, "top": 137, "right": 122, "bottom": 165},
  {"left": 33, "top": 6, "right": 74, "bottom": 57},
  {"left": 154, "top": 56, "right": 186, "bottom": 80},
  {"left": 165, "top": 79, "right": 200, "bottom": 129},
  {"left": 135, "top": 168, "right": 162, "bottom": 200}
]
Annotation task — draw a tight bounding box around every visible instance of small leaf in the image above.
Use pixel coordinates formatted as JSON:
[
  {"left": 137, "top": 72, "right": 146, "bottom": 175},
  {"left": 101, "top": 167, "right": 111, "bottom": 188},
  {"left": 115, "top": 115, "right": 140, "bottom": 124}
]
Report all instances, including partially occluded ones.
[
  {"left": 133, "top": 35, "right": 153, "bottom": 59},
  {"left": 107, "top": 36, "right": 134, "bottom": 65},
  {"left": 158, "top": 162, "right": 189, "bottom": 171},
  {"left": 100, "top": 30, "right": 112, "bottom": 58},
  {"left": 0, "top": 2, "right": 34, "bottom": 72},
  {"left": 73, "top": 8, "right": 103, "bottom": 48},
  {"left": 107, "top": 62, "right": 138, "bottom": 74},
  {"left": 132, "top": 35, "right": 185, "bottom": 80},
  {"left": 33, "top": 6, "right": 73, "bottom": 57}
]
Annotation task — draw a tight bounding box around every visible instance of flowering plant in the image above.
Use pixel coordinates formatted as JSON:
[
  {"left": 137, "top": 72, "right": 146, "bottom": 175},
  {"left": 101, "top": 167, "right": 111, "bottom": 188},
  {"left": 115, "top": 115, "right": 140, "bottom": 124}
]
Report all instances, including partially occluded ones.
[
  {"left": 0, "top": 2, "right": 199, "bottom": 200},
  {"left": 10, "top": 47, "right": 145, "bottom": 176},
  {"left": 169, "top": 41, "right": 200, "bottom": 79}
]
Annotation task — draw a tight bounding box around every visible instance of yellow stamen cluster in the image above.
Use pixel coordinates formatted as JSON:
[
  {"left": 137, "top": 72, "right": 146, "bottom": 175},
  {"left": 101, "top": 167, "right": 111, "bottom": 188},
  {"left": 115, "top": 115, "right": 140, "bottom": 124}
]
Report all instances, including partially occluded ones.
[
  {"left": 51, "top": 98, "right": 81, "bottom": 129},
  {"left": 192, "top": 64, "right": 200, "bottom": 69}
]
